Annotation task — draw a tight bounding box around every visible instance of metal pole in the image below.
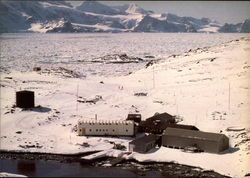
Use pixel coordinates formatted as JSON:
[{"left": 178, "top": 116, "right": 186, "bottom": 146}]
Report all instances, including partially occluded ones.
[
  {"left": 195, "top": 115, "right": 197, "bottom": 126},
  {"left": 228, "top": 82, "right": 231, "bottom": 112},
  {"left": 153, "top": 66, "right": 155, "bottom": 89},
  {"left": 76, "top": 83, "right": 79, "bottom": 113}
]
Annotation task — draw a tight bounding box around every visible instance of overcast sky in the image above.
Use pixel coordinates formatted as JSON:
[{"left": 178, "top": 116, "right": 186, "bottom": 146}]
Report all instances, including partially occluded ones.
[{"left": 69, "top": 1, "right": 250, "bottom": 24}]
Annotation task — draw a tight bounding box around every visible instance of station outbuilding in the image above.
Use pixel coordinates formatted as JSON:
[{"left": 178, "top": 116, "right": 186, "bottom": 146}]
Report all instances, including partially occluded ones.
[
  {"left": 129, "top": 134, "right": 160, "bottom": 153},
  {"left": 139, "top": 112, "right": 176, "bottom": 134},
  {"left": 16, "top": 90, "right": 35, "bottom": 108},
  {"left": 78, "top": 120, "right": 135, "bottom": 136},
  {"left": 162, "top": 128, "right": 229, "bottom": 153}
]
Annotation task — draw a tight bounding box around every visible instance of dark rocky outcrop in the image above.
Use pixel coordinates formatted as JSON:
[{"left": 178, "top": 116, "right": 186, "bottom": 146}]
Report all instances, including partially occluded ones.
[
  {"left": 240, "top": 19, "right": 250, "bottom": 33},
  {"left": 218, "top": 23, "right": 241, "bottom": 33}
]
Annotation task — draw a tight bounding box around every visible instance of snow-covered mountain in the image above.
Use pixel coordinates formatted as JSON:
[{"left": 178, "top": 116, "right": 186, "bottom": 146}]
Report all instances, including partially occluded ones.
[
  {"left": 76, "top": 1, "right": 123, "bottom": 15},
  {"left": 123, "top": 3, "right": 153, "bottom": 15},
  {"left": 219, "top": 19, "right": 250, "bottom": 33},
  {"left": 0, "top": 1, "right": 249, "bottom": 33},
  {"left": 240, "top": 19, "right": 250, "bottom": 33},
  {"left": 0, "top": 1, "right": 101, "bottom": 33},
  {"left": 218, "top": 23, "right": 242, "bottom": 33},
  {"left": 134, "top": 15, "right": 197, "bottom": 32}
]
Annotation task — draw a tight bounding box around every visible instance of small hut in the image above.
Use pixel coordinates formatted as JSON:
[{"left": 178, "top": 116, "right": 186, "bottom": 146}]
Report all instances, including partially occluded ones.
[
  {"left": 16, "top": 90, "right": 35, "bottom": 108},
  {"left": 129, "top": 134, "right": 160, "bottom": 153}
]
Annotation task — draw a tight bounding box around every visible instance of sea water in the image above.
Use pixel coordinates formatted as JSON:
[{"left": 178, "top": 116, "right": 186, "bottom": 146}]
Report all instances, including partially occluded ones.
[{"left": 0, "top": 33, "right": 248, "bottom": 76}]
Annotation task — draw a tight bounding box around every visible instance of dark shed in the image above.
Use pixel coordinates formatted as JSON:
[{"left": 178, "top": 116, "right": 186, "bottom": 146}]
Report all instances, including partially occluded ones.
[
  {"left": 162, "top": 128, "right": 229, "bottom": 153},
  {"left": 129, "top": 135, "right": 159, "bottom": 153},
  {"left": 138, "top": 112, "right": 176, "bottom": 134},
  {"left": 126, "top": 114, "right": 141, "bottom": 123},
  {"left": 16, "top": 90, "right": 35, "bottom": 108},
  {"left": 147, "top": 112, "right": 176, "bottom": 123}
]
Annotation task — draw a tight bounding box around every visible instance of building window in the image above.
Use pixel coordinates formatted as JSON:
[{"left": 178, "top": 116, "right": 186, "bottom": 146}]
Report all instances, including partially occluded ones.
[
  {"left": 96, "top": 129, "right": 98, "bottom": 132},
  {"left": 89, "top": 123, "right": 91, "bottom": 125},
  {"left": 89, "top": 129, "right": 92, "bottom": 132},
  {"left": 113, "top": 129, "right": 115, "bottom": 132},
  {"left": 126, "top": 129, "right": 128, "bottom": 132},
  {"left": 99, "top": 129, "right": 101, "bottom": 131},
  {"left": 106, "top": 129, "right": 108, "bottom": 132}
]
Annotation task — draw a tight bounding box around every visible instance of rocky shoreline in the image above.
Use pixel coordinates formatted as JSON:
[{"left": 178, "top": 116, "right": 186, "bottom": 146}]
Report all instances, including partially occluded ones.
[{"left": 0, "top": 151, "right": 230, "bottom": 178}]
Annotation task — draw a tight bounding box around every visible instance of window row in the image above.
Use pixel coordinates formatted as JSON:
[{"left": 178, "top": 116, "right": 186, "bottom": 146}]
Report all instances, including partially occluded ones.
[
  {"left": 89, "top": 129, "right": 129, "bottom": 132},
  {"left": 79, "top": 128, "right": 129, "bottom": 132},
  {"left": 79, "top": 123, "right": 130, "bottom": 126}
]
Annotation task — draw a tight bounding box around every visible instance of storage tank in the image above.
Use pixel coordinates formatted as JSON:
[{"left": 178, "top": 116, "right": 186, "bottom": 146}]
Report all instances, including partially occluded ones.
[{"left": 16, "top": 90, "right": 35, "bottom": 108}]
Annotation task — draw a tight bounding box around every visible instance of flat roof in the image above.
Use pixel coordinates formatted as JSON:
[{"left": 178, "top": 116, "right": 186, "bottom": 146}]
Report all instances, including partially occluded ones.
[
  {"left": 166, "top": 124, "right": 199, "bottom": 130},
  {"left": 79, "top": 120, "right": 134, "bottom": 124},
  {"left": 130, "top": 134, "right": 158, "bottom": 145}
]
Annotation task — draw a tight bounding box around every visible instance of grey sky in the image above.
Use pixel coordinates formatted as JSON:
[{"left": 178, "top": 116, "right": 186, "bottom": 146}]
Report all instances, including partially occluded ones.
[{"left": 69, "top": 1, "right": 250, "bottom": 24}]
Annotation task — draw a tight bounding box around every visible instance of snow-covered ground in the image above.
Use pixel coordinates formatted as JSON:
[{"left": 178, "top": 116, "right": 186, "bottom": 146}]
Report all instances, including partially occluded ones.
[
  {"left": 0, "top": 34, "right": 250, "bottom": 177},
  {"left": 0, "top": 172, "right": 27, "bottom": 177}
]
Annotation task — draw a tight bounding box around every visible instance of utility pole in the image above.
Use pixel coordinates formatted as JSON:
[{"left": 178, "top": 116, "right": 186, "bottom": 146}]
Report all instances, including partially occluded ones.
[
  {"left": 153, "top": 66, "right": 155, "bottom": 89},
  {"left": 76, "top": 83, "right": 79, "bottom": 113},
  {"left": 195, "top": 115, "right": 197, "bottom": 126},
  {"left": 228, "top": 82, "right": 231, "bottom": 112}
]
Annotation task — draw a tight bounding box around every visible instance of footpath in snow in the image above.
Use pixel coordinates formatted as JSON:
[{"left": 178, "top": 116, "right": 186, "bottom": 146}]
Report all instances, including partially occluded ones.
[{"left": 0, "top": 37, "right": 250, "bottom": 177}]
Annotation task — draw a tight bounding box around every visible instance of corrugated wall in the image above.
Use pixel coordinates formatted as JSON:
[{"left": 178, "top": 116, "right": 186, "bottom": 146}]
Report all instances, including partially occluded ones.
[{"left": 162, "top": 135, "right": 225, "bottom": 153}]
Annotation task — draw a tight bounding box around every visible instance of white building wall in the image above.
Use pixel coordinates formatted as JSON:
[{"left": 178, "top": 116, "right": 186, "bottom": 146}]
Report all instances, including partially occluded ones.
[{"left": 77, "top": 120, "right": 134, "bottom": 136}]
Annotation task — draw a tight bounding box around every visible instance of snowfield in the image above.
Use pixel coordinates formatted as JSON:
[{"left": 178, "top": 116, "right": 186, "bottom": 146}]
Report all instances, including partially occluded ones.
[
  {"left": 0, "top": 172, "right": 27, "bottom": 177},
  {"left": 0, "top": 34, "right": 250, "bottom": 177}
]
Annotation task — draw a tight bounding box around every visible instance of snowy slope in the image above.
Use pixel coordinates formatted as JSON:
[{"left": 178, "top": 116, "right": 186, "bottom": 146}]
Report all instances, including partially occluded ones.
[{"left": 0, "top": 37, "right": 249, "bottom": 177}]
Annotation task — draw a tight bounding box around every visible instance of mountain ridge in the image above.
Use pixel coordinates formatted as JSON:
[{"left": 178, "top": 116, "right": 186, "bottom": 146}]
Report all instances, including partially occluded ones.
[{"left": 0, "top": 1, "right": 249, "bottom": 33}]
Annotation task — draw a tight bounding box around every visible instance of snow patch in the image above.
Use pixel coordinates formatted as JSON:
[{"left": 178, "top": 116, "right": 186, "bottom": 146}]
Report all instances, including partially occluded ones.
[{"left": 0, "top": 172, "right": 27, "bottom": 177}]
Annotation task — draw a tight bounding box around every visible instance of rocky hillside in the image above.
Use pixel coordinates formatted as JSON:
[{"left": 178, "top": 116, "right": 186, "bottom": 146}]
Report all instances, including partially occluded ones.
[{"left": 219, "top": 19, "right": 250, "bottom": 33}]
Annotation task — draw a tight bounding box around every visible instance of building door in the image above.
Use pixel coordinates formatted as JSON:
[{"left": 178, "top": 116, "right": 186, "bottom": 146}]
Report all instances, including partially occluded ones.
[
  {"left": 81, "top": 128, "right": 86, "bottom": 135},
  {"left": 129, "top": 145, "right": 135, "bottom": 152}
]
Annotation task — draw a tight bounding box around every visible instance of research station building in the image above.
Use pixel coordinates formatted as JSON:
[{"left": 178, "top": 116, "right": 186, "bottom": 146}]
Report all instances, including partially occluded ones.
[
  {"left": 78, "top": 120, "right": 135, "bottom": 136},
  {"left": 139, "top": 112, "right": 176, "bottom": 134},
  {"left": 162, "top": 128, "right": 229, "bottom": 153},
  {"left": 129, "top": 134, "right": 159, "bottom": 153}
]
